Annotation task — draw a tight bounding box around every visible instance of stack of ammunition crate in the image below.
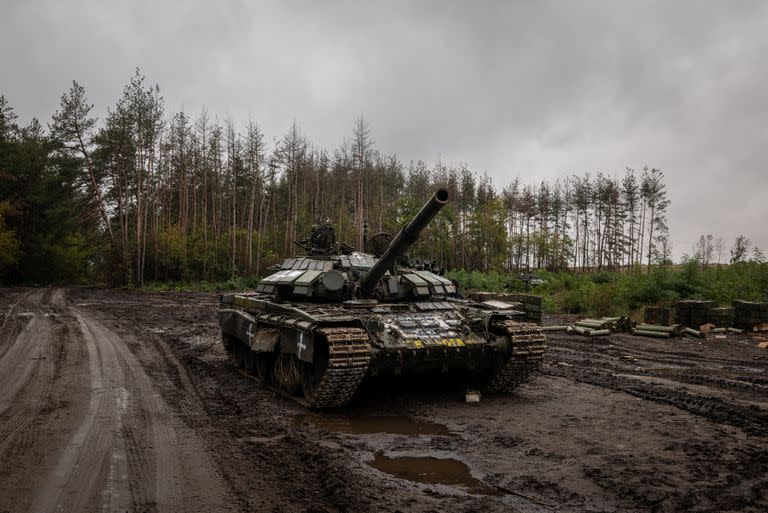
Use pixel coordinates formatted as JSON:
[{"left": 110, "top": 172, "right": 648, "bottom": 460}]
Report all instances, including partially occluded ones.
[
  {"left": 707, "top": 307, "right": 735, "bottom": 328},
  {"left": 675, "top": 300, "right": 717, "bottom": 328},
  {"left": 469, "top": 292, "right": 542, "bottom": 323},
  {"left": 502, "top": 293, "right": 543, "bottom": 323},
  {"left": 733, "top": 300, "right": 768, "bottom": 331},
  {"left": 644, "top": 306, "right": 673, "bottom": 326}
]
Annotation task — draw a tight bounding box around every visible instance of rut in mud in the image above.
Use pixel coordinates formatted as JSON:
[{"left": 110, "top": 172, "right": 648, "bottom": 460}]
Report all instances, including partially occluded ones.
[
  {"left": 0, "top": 289, "right": 234, "bottom": 513},
  {"left": 0, "top": 287, "right": 766, "bottom": 513}
]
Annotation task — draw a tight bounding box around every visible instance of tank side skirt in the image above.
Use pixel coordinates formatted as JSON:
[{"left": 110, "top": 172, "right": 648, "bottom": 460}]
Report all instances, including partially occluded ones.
[
  {"left": 218, "top": 309, "right": 257, "bottom": 343},
  {"left": 219, "top": 309, "right": 315, "bottom": 360}
]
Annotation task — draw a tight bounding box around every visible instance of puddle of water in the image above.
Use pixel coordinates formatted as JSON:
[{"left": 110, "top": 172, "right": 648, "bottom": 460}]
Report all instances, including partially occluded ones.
[
  {"left": 295, "top": 414, "right": 450, "bottom": 435},
  {"left": 369, "top": 452, "right": 499, "bottom": 495}
]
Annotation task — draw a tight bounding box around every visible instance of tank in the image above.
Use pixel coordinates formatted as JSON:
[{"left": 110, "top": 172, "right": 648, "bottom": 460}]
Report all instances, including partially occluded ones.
[{"left": 218, "top": 188, "right": 547, "bottom": 408}]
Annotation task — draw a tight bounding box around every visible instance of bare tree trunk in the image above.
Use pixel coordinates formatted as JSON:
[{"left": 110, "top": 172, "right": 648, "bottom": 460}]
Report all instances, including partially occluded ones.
[{"left": 647, "top": 205, "right": 655, "bottom": 272}]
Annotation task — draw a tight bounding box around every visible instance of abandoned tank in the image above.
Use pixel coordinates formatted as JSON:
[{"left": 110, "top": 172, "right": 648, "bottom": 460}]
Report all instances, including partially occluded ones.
[{"left": 219, "top": 188, "right": 547, "bottom": 408}]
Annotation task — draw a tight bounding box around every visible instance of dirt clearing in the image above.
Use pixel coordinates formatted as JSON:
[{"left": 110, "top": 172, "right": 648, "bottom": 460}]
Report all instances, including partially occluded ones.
[{"left": 0, "top": 287, "right": 766, "bottom": 512}]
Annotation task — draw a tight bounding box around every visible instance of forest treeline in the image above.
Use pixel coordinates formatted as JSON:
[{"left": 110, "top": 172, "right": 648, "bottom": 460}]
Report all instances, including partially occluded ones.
[{"left": 0, "top": 70, "right": 757, "bottom": 286}]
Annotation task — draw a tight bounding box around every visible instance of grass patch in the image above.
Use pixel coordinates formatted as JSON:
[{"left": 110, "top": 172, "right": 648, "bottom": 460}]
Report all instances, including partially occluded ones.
[
  {"left": 449, "top": 262, "right": 768, "bottom": 317},
  {"left": 141, "top": 276, "right": 262, "bottom": 293}
]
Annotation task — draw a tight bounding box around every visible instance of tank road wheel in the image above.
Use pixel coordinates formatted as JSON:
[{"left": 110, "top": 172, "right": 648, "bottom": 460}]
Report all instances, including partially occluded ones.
[
  {"left": 222, "top": 334, "right": 234, "bottom": 353},
  {"left": 301, "top": 342, "right": 330, "bottom": 404},
  {"left": 233, "top": 340, "right": 246, "bottom": 368},
  {"left": 254, "top": 352, "right": 275, "bottom": 384},
  {"left": 301, "top": 327, "right": 372, "bottom": 409},
  {"left": 484, "top": 320, "right": 547, "bottom": 393},
  {"left": 482, "top": 352, "right": 512, "bottom": 392},
  {"left": 244, "top": 347, "right": 257, "bottom": 374}
]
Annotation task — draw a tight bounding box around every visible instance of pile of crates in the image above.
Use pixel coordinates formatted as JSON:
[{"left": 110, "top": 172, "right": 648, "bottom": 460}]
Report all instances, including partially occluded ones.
[
  {"left": 733, "top": 300, "right": 768, "bottom": 331},
  {"left": 469, "top": 292, "right": 542, "bottom": 323},
  {"left": 644, "top": 306, "right": 673, "bottom": 326},
  {"left": 675, "top": 300, "right": 717, "bottom": 328},
  {"left": 707, "top": 307, "right": 735, "bottom": 328}
]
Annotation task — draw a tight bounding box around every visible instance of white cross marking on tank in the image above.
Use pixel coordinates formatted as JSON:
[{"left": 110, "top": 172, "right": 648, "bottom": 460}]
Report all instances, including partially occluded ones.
[
  {"left": 247, "top": 323, "right": 254, "bottom": 345},
  {"left": 297, "top": 331, "right": 306, "bottom": 356}
]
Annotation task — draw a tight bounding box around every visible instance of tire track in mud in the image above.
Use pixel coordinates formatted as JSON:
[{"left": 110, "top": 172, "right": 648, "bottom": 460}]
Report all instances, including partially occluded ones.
[
  {"left": 0, "top": 289, "right": 75, "bottom": 513},
  {"left": 546, "top": 335, "right": 768, "bottom": 436},
  {"left": 148, "top": 335, "right": 205, "bottom": 422},
  {"left": 549, "top": 334, "right": 767, "bottom": 382},
  {"left": 0, "top": 289, "right": 32, "bottom": 331},
  {"left": 551, "top": 345, "right": 768, "bottom": 402},
  {"left": 0, "top": 314, "right": 55, "bottom": 457},
  {"left": 0, "top": 314, "right": 52, "bottom": 416},
  {"left": 31, "top": 310, "right": 131, "bottom": 513},
  {"left": 101, "top": 313, "right": 233, "bottom": 513},
  {"left": 31, "top": 306, "right": 235, "bottom": 513},
  {"left": 551, "top": 338, "right": 761, "bottom": 372},
  {"left": 644, "top": 369, "right": 768, "bottom": 394},
  {"left": 552, "top": 366, "right": 768, "bottom": 433},
  {"left": 0, "top": 289, "right": 38, "bottom": 360},
  {"left": 564, "top": 333, "right": 752, "bottom": 368}
]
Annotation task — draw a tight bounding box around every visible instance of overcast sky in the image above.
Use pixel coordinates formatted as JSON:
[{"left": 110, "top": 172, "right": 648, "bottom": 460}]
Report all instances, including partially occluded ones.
[{"left": 2, "top": 0, "right": 767, "bottom": 259}]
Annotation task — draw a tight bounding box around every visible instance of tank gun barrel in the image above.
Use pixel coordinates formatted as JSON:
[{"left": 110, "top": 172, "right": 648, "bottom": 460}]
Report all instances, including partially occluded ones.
[{"left": 360, "top": 188, "right": 449, "bottom": 297}]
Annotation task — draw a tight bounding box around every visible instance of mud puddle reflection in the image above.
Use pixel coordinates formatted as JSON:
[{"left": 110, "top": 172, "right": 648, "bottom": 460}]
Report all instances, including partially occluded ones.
[
  {"left": 295, "top": 414, "right": 450, "bottom": 435},
  {"left": 370, "top": 452, "right": 499, "bottom": 495}
]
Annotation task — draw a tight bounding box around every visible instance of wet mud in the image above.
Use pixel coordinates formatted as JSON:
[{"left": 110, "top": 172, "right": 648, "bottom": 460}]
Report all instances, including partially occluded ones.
[
  {"left": 295, "top": 414, "right": 450, "bottom": 435},
  {"left": 0, "top": 287, "right": 766, "bottom": 512}
]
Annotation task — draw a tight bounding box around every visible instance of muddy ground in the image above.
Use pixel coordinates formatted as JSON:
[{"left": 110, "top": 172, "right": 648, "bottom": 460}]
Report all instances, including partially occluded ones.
[{"left": 0, "top": 287, "right": 766, "bottom": 513}]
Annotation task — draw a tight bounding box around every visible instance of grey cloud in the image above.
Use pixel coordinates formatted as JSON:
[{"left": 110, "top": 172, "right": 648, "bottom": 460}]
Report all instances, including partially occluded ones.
[{"left": 2, "top": 0, "right": 767, "bottom": 257}]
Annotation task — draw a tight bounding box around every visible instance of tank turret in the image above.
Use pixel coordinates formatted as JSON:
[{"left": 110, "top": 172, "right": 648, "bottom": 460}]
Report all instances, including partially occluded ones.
[
  {"left": 359, "top": 188, "right": 449, "bottom": 297},
  {"left": 252, "top": 188, "right": 451, "bottom": 301}
]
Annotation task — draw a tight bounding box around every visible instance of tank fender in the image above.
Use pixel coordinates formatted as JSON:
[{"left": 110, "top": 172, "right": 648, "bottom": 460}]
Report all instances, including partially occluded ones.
[
  {"left": 219, "top": 309, "right": 254, "bottom": 341},
  {"left": 277, "top": 327, "right": 316, "bottom": 363},
  {"left": 483, "top": 312, "right": 515, "bottom": 350},
  {"left": 218, "top": 309, "right": 280, "bottom": 353}
]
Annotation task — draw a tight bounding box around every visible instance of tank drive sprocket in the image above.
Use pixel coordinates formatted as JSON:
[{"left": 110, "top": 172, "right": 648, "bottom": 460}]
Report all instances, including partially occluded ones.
[
  {"left": 302, "top": 326, "right": 372, "bottom": 408},
  {"left": 485, "top": 320, "right": 548, "bottom": 393}
]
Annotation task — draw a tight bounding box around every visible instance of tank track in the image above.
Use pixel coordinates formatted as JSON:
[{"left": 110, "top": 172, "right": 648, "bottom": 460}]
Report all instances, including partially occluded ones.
[
  {"left": 486, "top": 320, "right": 548, "bottom": 393},
  {"left": 307, "top": 326, "right": 372, "bottom": 408}
]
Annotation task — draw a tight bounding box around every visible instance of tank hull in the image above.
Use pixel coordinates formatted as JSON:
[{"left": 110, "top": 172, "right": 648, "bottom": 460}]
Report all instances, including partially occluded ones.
[{"left": 218, "top": 292, "right": 547, "bottom": 408}]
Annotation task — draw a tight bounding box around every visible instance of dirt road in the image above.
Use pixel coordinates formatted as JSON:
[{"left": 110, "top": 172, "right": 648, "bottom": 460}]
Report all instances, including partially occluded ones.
[
  {"left": 0, "top": 289, "right": 233, "bottom": 513},
  {"left": 0, "top": 288, "right": 766, "bottom": 513}
]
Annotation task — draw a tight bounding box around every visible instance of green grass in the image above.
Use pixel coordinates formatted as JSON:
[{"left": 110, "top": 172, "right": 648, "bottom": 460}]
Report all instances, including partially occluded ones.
[
  {"left": 141, "top": 276, "right": 262, "bottom": 293},
  {"left": 448, "top": 262, "right": 768, "bottom": 317}
]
